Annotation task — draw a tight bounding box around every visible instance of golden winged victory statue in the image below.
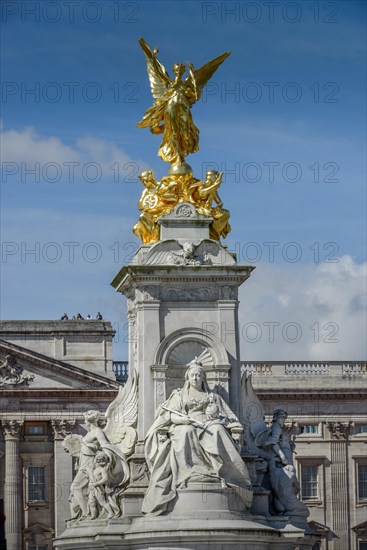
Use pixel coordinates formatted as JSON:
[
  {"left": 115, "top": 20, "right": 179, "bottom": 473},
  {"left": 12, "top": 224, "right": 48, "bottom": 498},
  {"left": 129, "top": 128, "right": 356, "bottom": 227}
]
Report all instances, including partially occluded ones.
[{"left": 134, "top": 38, "right": 231, "bottom": 244}]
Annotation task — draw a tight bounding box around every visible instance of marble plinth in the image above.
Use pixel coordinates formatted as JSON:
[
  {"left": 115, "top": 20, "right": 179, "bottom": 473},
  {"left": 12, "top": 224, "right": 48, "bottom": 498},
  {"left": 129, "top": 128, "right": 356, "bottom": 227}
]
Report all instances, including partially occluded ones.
[
  {"left": 173, "top": 481, "right": 247, "bottom": 517},
  {"left": 53, "top": 514, "right": 317, "bottom": 550}
]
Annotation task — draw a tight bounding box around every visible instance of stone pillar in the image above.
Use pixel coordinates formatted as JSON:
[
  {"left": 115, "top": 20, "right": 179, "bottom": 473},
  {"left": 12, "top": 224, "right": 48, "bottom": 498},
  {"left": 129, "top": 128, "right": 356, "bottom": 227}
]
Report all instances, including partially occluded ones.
[
  {"left": 51, "top": 420, "right": 76, "bottom": 537},
  {"left": 217, "top": 296, "right": 242, "bottom": 416},
  {"left": 1, "top": 420, "right": 23, "bottom": 550},
  {"left": 136, "top": 298, "right": 161, "bottom": 438},
  {"left": 151, "top": 365, "right": 168, "bottom": 410},
  {"left": 327, "top": 422, "right": 352, "bottom": 550}
]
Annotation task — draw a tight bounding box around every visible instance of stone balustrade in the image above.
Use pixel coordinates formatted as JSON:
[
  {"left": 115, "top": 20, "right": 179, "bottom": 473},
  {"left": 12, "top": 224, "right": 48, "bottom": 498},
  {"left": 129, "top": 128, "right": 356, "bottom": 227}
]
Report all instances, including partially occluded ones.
[
  {"left": 240, "top": 361, "right": 366, "bottom": 377},
  {"left": 113, "top": 361, "right": 366, "bottom": 381},
  {"left": 113, "top": 361, "right": 129, "bottom": 383}
]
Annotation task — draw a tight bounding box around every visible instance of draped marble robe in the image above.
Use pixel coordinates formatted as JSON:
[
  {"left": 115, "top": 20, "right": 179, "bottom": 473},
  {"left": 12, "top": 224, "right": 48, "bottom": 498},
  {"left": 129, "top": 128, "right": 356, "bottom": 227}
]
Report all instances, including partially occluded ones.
[{"left": 142, "top": 386, "right": 252, "bottom": 515}]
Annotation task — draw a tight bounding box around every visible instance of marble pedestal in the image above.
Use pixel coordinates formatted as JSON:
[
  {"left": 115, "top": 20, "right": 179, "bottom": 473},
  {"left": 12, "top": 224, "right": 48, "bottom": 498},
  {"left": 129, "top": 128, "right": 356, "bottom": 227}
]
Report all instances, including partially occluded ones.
[
  {"left": 111, "top": 203, "right": 255, "bottom": 438},
  {"left": 54, "top": 514, "right": 317, "bottom": 550},
  {"left": 54, "top": 204, "right": 317, "bottom": 550}
]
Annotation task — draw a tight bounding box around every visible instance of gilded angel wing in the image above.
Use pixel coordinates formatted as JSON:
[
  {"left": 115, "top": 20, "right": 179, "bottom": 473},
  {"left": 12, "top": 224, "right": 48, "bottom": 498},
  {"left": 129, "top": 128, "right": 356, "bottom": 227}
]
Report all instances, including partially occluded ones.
[
  {"left": 186, "top": 51, "right": 231, "bottom": 101},
  {"left": 139, "top": 37, "right": 171, "bottom": 99},
  {"left": 104, "top": 369, "right": 138, "bottom": 455}
]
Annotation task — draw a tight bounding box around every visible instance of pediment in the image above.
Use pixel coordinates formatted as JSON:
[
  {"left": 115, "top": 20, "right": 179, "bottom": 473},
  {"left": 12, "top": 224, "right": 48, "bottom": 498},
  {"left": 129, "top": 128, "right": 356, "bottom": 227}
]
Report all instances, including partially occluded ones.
[
  {"left": 352, "top": 520, "right": 367, "bottom": 538},
  {"left": 0, "top": 340, "right": 118, "bottom": 390},
  {"left": 23, "top": 522, "right": 54, "bottom": 535}
]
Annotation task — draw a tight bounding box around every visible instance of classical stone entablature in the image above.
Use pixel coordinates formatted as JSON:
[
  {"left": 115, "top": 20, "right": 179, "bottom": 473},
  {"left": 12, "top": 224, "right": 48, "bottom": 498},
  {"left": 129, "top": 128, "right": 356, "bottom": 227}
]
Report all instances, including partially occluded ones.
[
  {"left": 0, "top": 320, "right": 115, "bottom": 378},
  {"left": 0, "top": 339, "right": 118, "bottom": 391}
]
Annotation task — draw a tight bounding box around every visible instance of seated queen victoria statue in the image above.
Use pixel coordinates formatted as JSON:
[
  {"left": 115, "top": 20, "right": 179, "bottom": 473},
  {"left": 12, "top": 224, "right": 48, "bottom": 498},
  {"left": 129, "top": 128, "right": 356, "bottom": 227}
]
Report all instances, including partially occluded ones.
[{"left": 142, "top": 359, "right": 253, "bottom": 515}]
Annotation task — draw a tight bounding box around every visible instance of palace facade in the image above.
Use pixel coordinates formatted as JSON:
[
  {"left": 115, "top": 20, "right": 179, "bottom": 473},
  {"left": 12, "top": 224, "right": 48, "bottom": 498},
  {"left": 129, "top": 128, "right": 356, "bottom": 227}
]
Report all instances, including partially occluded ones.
[{"left": 0, "top": 321, "right": 365, "bottom": 550}]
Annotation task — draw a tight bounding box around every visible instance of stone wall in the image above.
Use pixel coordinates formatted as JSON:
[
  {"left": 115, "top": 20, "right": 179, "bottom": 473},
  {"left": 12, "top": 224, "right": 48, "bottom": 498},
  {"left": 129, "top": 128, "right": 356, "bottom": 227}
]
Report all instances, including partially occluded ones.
[{"left": 0, "top": 320, "right": 115, "bottom": 379}]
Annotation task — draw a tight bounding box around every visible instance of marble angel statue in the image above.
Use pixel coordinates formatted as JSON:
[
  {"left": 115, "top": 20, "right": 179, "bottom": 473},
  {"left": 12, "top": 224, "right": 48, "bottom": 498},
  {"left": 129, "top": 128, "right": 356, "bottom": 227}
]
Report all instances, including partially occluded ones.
[
  {"left": 62, "top": 370, "right": 138, "bottom": 521},
  {"left": 142, "top": 358, "right": 252, "bottom": 515},
  {"left": 241, "top": 372, "right": 309, "bottom": 520},
  {"left": 137, "top": 38, "right": 230, "bottom": 167}
]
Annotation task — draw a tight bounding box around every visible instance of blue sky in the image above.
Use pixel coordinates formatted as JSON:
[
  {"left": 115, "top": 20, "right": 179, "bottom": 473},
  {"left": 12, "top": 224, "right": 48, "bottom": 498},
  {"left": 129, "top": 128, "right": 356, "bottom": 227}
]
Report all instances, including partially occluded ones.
[{"left": 1, "top": 0, "right": 366, "bottom": 360}]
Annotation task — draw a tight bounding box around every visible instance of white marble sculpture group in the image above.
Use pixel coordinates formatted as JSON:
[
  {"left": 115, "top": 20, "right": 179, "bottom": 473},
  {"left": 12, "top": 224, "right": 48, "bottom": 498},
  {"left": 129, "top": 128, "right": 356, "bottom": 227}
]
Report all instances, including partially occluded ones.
[
  {"left": 63, "top": 357, "right": 308, "bottom": 524},
  {"left": 62, "top": 374, "right": 138, "bottom": 521}
]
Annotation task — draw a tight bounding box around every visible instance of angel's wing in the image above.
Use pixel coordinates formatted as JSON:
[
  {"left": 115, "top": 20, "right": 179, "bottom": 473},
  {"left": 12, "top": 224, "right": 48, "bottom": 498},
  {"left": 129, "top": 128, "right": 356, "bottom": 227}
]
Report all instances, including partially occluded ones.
[
  {"left": 139, "top": 37, "right": 171, "bottom": 99},
  {"left": 241, "top": 371, "right": 267, "bottom": 438},
  {"left": 104, "top": 369, "right": 138, "bottom": 456},
  {"left": 187, "top": 51, "right": 231, "bottom": 100},
  {"left": 105, "top": 368, "right": 138, "bottom": 434}
]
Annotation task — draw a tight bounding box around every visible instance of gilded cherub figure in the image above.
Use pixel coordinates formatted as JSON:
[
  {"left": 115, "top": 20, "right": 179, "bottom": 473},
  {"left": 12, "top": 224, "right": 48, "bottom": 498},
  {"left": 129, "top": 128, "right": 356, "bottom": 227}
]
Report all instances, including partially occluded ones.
[
  {"left": 187, "top": 170, "right": 231, "bottom": 240},
  {"left": 137, "top": 38, "right": 230, "bottom": 171},
  {"left": 133, "top": 170, "right": 178, "bottom": 244}
]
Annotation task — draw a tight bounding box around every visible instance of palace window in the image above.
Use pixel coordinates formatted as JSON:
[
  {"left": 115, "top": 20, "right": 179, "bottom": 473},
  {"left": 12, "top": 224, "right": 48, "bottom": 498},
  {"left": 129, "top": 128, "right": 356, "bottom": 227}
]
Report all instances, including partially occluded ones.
[
  {"left": 357, "top": 464, "right": 367, "bottom": 501},
  {"left": 300, "top": 424, "right": 319, "bottom": 435},
  {"left": 355, "top": 425, "right": 367, "bottom": 434},
  {"left": 28, "top": 425, "right": 45, "bottom": 435},
  {"left": 24, "top": 421, "right": 48, "bottom": 440},
  {"left": 28, "top": 466, "right": 46, "bottom": 502},
  {"left": 301, "top": 464, "right": 319, "bottom": 500}
]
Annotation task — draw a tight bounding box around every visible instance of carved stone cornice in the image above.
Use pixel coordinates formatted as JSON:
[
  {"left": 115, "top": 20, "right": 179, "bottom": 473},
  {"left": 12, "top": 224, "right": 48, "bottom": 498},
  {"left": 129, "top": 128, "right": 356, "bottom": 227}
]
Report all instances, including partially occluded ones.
[
  {"left": 256, "top": 391, "right": 366, "bottom": 401},
  {"left": 326, "top": 421, "right": 352, "bottom": 439},
  {"left": 1, "top": 419, "right": 23, "bottom": 439},
  {"left": 51, "top": 419, "right": 76, "bottom": 440},
  {"left": 0, "top": 389, "right": 119, "bottom": 399}
]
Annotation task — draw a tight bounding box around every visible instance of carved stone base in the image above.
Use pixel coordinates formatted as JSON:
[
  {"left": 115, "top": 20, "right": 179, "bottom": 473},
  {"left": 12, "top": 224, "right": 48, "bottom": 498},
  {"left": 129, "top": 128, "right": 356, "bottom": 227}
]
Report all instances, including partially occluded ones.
[
  {"left": 173, "top": 480, "right": 247, "bottom": 516},
  {"left": 251, "top": 487, "right": 271, "bottom": 516},
  {"left": 54, "top": 515, "right": 318, "bottom": 550}
]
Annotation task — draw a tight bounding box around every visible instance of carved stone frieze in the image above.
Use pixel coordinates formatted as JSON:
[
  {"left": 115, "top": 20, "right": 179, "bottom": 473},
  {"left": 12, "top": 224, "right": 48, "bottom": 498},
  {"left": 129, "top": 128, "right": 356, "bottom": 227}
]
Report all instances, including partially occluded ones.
[
  {"left": 152, "top": 367, "right": 168, "bottom": 409},
  {"left": 327, "top": 421, "right": 351, "bottom": 439},
  {"left": 142, "top": 285, "right": 159, "bottom": 300},
  {"left": 130, "top": 457, "right": 150, "bottom": 485},
  {"left": 167, "top": 241, "right": 211, "bottom": 266},
  {"left": 127, "top": 297, "right": 137, "bottom": 315},
  {"left": 175, "top": 204, "right": 195, "bottom": 218},
  {"left": 161, "top": 287, "right": 218, "bottom": 301},
  {"left": 221, "top": 285, "right": 234, "bottom": 299},
  {"left": 0, "top": 354, "right": 35, "bottom": 387}
]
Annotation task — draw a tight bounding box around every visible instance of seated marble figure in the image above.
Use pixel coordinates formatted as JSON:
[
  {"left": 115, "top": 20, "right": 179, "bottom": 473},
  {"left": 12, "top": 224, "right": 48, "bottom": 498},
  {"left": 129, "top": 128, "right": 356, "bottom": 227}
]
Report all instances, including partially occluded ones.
[{"left": 142, "top": 359, "right": 252, "bottom": 515}]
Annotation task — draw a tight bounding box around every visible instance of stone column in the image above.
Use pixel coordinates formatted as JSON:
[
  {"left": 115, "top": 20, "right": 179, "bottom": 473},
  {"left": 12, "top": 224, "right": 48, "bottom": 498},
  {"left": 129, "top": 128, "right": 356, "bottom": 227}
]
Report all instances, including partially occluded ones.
[
  {"left": 217, "top": 296, "right": 242, "bottom": 416},
  {"left": 151, "top": 365, "right": 168, "bottom": 410},
  {"left": 51, "top": 420, "right": 76, "bottom": 537},
  {"left": 136, "top": 297, "right": 161, "bottom": 438},
  {"left": 1, "top": 420, "right": 23, "bottom": 550},
  {"left": 327, "top": 421, "right": 352, "bottom": 550}
]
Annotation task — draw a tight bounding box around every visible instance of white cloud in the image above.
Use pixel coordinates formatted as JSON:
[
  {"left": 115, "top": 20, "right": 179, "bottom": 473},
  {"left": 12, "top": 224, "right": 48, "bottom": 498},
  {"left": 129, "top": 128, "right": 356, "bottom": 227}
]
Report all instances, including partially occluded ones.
[
  {"left": 238, "top": 256, "right": 367, "bottom": 361},
  {"left": 1, "top": 126, "right": 79, "bottom": 165},
  {"left": 0, "top": 125, "right": 145, "bottom": 181}
]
